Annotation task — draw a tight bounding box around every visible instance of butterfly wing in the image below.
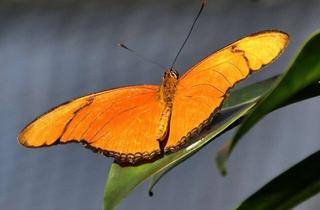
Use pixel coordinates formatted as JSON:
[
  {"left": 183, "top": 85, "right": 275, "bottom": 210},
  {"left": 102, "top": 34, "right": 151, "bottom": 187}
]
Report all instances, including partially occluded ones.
[
  {"left": 165, "top": 30, "right": 289, "bottom": 151},
  {"left": 18, "top": 85, "right": 164, "bottom": 164}
]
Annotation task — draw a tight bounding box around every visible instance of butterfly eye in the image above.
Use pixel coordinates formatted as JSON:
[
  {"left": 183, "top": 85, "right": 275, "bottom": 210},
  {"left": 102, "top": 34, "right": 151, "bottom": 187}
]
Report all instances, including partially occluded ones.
[{"left": 170, "top": 69, "right": 179, "bottom": 79}]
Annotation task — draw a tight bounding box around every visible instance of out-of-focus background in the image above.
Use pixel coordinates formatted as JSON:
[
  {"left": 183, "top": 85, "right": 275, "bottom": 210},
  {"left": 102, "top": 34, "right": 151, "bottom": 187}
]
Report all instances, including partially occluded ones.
[{"left": 1, "top": 0, "right": 320, "bottom": 209}]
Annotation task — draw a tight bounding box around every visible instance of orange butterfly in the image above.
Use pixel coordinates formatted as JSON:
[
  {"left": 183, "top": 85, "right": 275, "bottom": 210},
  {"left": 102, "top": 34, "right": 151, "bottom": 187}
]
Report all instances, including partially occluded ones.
[{"left": 18, "top": 30, "right": 288, "bottom": 165}]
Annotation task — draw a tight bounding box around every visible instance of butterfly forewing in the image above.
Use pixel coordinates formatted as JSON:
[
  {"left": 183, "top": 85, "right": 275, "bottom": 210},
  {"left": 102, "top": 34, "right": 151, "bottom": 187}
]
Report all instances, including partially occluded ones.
[
  {"left": 165, "top": 30, "right": 289, "bottom": 151},
  {"left": 19, "top": 85, "right": 163, "bottom": 164}
]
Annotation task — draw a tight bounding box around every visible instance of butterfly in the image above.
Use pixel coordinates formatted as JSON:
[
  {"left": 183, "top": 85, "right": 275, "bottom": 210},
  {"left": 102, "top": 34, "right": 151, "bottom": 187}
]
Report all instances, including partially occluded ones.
[{"left": 18, "top": 30, "right": 289, "bottom": 165}]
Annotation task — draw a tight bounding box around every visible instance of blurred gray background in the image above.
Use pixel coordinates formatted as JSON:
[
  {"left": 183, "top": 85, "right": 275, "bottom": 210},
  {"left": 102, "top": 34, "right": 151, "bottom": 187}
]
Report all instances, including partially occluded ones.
[{"left": 1, "top": 0, "right": 320, "bottom": 209}]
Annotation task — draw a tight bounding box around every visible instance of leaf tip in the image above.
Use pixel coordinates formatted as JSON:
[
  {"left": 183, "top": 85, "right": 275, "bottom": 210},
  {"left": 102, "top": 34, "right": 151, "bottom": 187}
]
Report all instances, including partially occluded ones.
[
  {"left": 216, "top": 140, "right": 233, "bottom": 176},
  {"left": 148, "top": 190, "right": 154, "bottom": 197},
  {"left": 216, "top": 155, "right": 228, "bottom": 176}
]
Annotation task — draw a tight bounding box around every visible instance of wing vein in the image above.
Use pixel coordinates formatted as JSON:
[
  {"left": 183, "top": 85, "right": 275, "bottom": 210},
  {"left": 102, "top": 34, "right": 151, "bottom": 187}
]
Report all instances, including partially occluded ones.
[
  {"left": 89, "top": 94, "right": 155, "bottom": 142},
  {"left": 190, "top": 84, "right": 224, "bottom": 94},
  {"left": 76, "top": 92, "right": 155, "bottom": 140}
]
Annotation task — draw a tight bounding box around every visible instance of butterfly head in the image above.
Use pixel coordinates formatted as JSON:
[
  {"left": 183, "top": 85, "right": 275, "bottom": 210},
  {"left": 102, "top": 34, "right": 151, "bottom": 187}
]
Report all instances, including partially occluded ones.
[
  {"left": 164, "top": 68, "right": 179, "bottom": 80},
  {"left": 160, "top": 69, "right": 179, "bottom": 104}
]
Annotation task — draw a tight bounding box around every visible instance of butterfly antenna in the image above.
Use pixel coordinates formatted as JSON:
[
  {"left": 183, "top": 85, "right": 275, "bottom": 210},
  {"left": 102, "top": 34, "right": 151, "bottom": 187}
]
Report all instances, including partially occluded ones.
[
  {"left": 170, "top": 1, "right": 206, "bottom": 69},
  {"left": 118, "top": 43, "right": 166, "bottom": 70}
]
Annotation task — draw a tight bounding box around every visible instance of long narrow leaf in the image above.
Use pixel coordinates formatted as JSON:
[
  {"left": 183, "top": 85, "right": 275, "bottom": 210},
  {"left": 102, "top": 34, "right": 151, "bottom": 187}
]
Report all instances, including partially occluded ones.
[{"left": 235, "top": 151, "right": 320, "bottom": 210}]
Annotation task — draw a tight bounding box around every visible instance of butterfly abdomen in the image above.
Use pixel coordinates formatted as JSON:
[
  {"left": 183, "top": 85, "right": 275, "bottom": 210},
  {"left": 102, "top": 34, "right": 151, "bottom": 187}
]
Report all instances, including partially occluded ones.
[{"left": 156, "top": 106, "right": 171, "bottom": 143}]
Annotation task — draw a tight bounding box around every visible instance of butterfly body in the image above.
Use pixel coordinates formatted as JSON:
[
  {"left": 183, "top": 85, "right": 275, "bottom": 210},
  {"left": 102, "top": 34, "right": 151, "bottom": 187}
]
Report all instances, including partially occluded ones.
[
  {"left": 18, "top": 30, "right": 289, "bottom": 165},
  {"left": 156, "top": 69, "right": 179, "bottom": 143}
]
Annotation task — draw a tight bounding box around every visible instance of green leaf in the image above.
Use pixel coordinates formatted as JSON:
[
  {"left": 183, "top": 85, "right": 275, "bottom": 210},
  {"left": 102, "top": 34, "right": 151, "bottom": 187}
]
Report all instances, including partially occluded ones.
[
  {"left": 103, "top": 75, "right": 286, "bottom": 209},
  {"left": 235, "top": 150, "right": 320, "bottom": 210},
  {"left": 216, "top": 31, "right": 320, "bottom": 175},
  {"left": 222, "top": 75, "right": 279, "bottom": 110},
  {"left": 104, "top": 72, "right": 320, "bottom": 209}
]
